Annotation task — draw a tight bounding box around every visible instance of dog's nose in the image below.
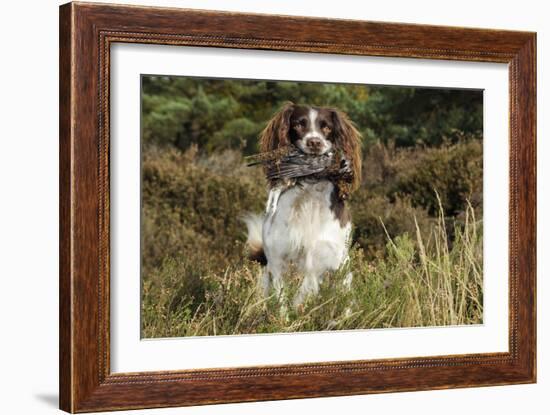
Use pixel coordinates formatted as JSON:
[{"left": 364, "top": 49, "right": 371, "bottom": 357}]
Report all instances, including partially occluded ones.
[{"left": 306, "top": 138, "right": 322, "bottom": 151}]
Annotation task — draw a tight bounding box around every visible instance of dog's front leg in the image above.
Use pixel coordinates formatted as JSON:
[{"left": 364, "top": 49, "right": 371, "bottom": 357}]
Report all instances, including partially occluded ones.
[
  {"left": 269, "top": 266, "right": 285, "bottom": 300},
  {"left": 263, "top": 263, "right": 290, "bottom": 319},
  {"left": 293, "top": 239, "right": 348, "bottom": 308},
  {"left": 259, "top": 267, "right": 271, "bottom": 297},
  {"left": 261, "top": 259, "right": 286, "bottom": 299}
]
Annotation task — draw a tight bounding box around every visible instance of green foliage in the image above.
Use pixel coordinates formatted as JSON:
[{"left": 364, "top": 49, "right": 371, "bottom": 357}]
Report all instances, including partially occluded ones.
[
  {"left": 350, "top": 138, "right": 482, "bottom": 254},
  {"left": 141, "top": 145, "right": 266, "bottom": 276},
  {"left": 392, "top": 138, "right": 483, "bottom": 216},
  {"left": 141, "top": 76, "right": 483, "bottom": 152},
  {"left": 350, "top": 193, "right": 431, "bottom": 258},
  {"left": 357, "top": 87, "right": 483, "bottom": 147}
]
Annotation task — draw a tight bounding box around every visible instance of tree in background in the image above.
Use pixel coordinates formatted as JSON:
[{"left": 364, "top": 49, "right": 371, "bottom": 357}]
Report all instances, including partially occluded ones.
[{"left": 141, "top": 76, "right": 482, "bottom": 154}]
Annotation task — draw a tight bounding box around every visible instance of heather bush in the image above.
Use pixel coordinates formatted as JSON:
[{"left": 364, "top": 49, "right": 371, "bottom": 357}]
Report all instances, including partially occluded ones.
[
  {"left": 142, "top": 145, "right": 266, "bottom": 273},
  {"left": 392, "top": 138, "right": 483, "bottom": 216}
]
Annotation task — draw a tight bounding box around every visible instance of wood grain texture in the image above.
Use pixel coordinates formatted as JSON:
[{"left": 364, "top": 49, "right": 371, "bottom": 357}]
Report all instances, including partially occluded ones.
[
  {"left": 59, "top": 3, "right": 73, "bottom": 411},
  {"left": 59, "top": 2, "right": 537, "bottom": 412}
]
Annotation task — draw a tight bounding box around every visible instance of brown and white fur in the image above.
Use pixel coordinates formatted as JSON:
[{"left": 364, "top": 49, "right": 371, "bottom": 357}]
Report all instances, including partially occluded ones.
[{"left": 244, "top": 102, "right": 362, "bottom": 307}]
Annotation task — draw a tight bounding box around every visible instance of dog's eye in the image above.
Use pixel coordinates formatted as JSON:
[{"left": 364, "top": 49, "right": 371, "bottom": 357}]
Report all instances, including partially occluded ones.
[{"left": 320, "top": 121, "right": 331, "bottom": 132}]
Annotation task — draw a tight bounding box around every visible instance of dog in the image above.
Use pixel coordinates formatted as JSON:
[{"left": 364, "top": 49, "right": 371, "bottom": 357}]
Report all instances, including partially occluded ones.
[{"left": 244, "top": 102, "right": 362, "bottom": 307}]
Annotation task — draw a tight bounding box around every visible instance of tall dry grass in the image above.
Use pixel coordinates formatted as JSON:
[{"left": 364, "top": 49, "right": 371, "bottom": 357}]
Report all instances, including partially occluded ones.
[{"left": 141, "top": 194, "right": 483, "bottom": 337}]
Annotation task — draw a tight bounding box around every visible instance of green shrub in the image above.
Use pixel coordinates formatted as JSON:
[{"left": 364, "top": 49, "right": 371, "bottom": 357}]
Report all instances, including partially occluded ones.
[
  {"left": 391, "top": 139, "right": 482, "bottom": 216},
  {"left": 142, "top": 145, "right": 266, "bottom": 273},
  {"left": 350, "top": 193, "right": 431, "bottom": 258}
]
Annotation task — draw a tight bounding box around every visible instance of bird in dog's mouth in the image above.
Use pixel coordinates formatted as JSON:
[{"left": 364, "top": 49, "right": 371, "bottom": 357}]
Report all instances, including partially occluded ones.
[{"left": 245, "top": 144, "right": 353, "bottom": 199}]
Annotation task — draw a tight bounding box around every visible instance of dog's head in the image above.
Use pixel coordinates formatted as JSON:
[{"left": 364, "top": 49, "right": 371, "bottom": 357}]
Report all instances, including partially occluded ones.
[{"left": 260, "top": 102, "right": 362, "bottom": 192}]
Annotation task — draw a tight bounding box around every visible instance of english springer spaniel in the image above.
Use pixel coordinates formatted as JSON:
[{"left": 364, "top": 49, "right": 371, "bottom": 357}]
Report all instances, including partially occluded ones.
[{"left": 244, "top": 102, "right": 362, "bottom": 307}]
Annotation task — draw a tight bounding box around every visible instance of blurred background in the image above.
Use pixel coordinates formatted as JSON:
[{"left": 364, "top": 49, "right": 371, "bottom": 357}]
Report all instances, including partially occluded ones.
[{"left": 141, "top": 76, "right": 484, "bottom": 337}]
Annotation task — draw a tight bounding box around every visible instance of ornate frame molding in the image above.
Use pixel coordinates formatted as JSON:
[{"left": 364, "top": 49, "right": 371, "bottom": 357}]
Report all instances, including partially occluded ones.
[{"left": 60, "top": 2, "right": 536, "bottom": 412}]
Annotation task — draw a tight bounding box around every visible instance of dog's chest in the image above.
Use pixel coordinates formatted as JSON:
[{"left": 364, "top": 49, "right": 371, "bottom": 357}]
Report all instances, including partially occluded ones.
[
  {"left": 264, "top": 180, "right": 347, "bottom": 254},
  {"left": 286, "top": 181, "right": 334, "bottom": 229}
]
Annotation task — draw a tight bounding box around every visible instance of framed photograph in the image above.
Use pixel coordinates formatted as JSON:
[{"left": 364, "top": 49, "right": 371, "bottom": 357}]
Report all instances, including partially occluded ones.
[{"left": 59, "top": 2, "right": 536, "bottom": 412}]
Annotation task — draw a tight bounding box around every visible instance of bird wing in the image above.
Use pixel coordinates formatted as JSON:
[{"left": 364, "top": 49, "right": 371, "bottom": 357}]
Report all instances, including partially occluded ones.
[{"left": 266, "top": 152, "right": 334, "bottom": 180}]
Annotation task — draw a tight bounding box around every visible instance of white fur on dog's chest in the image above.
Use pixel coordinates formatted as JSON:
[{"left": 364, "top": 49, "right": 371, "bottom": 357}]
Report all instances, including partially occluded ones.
[{"left": 263, "top": 180, "right": 350, "bottom": 269}]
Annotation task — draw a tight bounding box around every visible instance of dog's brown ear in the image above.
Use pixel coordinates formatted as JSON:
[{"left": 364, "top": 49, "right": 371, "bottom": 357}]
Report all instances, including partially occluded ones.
[
  {"left": 260, "top": 102, "right": 294, "bottom": 153},
  {"left": 331, "top": 109, "right": 363, "bottom": 193}
]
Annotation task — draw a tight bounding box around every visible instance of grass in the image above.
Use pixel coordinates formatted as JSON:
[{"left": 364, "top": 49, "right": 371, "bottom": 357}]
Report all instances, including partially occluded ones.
[{"left": 141, "top": 197, "right": 483, "bottom": 338}]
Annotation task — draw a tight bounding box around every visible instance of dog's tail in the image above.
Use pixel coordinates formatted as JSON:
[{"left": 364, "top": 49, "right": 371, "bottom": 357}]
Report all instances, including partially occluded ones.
[{"left": 242, "top": 213, "right": 267, "bottom": 265}]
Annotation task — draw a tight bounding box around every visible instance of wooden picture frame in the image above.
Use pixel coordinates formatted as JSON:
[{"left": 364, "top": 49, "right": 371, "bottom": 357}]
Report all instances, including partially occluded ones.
[{"left": 59, "top": 2, "right": 536, "bottom": 412}]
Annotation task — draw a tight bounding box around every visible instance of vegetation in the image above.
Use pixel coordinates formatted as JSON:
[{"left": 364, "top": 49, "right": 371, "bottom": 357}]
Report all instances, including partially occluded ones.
[{"left": 140, "top": 76, "right": 484, "bottom": 337}]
